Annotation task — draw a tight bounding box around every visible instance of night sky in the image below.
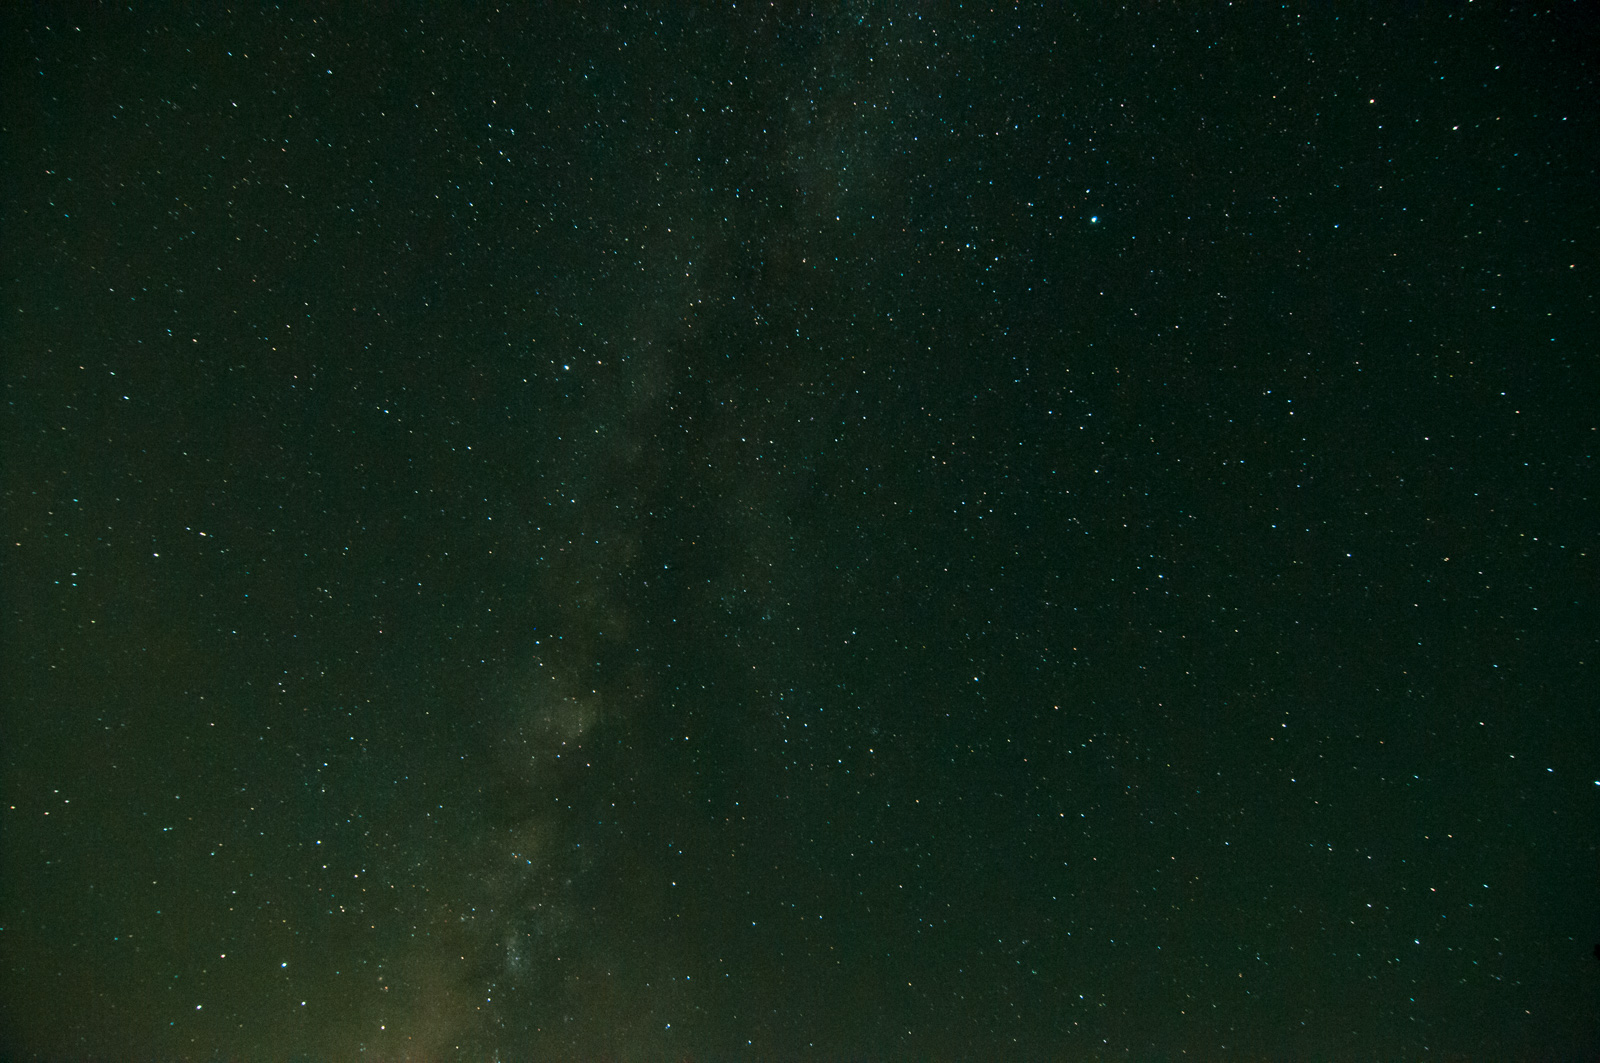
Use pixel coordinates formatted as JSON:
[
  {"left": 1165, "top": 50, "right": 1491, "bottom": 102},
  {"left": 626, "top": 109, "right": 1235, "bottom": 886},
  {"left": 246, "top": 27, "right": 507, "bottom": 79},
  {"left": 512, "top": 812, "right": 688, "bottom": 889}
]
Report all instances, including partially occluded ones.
[{"left": 3, "top": 5, "right": 1597, "bottom": 1061}]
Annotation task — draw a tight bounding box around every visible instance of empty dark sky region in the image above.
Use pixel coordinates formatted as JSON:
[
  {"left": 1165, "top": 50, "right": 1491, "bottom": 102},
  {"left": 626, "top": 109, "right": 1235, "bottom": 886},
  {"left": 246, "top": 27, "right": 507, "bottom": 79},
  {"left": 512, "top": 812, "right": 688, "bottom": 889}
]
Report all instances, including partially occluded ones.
[{"left": 3, "top": 5, "right": 1596, "bottom": 1061}]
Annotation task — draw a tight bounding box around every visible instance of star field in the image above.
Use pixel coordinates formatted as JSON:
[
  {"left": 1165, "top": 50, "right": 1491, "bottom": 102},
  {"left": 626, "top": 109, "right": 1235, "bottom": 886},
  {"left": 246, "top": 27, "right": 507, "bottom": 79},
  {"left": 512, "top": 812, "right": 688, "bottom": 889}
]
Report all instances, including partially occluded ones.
[{"left": 3, "top": 5, "right": 1596, "bottom": 1060}]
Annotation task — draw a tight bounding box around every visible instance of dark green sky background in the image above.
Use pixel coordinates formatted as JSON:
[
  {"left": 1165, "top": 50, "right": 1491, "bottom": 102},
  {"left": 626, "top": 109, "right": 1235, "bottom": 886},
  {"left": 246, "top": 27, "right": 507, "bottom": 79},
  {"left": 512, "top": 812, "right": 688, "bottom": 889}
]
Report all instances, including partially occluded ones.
[{"left": 3, "top": 4, "right": 1596, "bottom": 1060}]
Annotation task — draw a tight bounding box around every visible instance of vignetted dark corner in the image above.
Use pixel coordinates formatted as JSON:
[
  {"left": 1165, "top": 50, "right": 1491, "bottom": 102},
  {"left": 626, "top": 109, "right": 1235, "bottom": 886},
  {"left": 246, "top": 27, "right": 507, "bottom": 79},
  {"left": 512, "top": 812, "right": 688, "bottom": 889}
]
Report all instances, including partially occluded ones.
[{"left": 3, "top": 5, "right": 1596, "bottom": 1060}]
